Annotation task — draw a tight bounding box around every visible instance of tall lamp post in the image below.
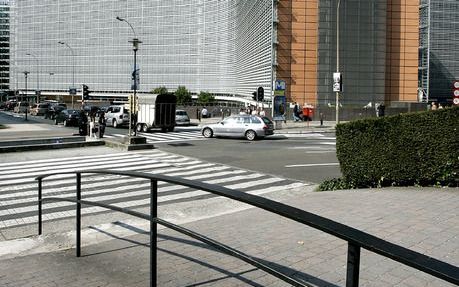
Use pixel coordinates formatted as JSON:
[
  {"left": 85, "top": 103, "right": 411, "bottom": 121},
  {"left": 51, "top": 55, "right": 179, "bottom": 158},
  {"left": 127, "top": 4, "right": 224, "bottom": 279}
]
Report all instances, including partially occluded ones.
[
  {"left": 335, "top": 0, "right": 341, "bottom": 124},
  {"left": 58, "top": 41, "right": 76, "bottom": 108},
  {"left": 116, "top": 16, "right": 142, "bottom": 137},
  {"left": 26, "top": 53, "right": 39, "bottom": 103},
  {"left": 23, "top": 71, "right": 29, "bottom": 102}
]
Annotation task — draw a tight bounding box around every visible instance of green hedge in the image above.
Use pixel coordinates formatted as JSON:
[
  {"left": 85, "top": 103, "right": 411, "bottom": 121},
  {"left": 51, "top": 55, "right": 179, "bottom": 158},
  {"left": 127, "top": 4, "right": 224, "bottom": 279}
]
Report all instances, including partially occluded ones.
[{"left": 335, "top": 106, "right": 459, "bottom": 187}]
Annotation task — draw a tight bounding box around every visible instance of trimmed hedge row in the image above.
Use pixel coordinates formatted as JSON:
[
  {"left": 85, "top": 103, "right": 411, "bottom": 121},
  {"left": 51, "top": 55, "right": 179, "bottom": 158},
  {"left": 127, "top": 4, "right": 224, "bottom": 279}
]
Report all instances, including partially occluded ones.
[{"left": 334, "top": 106, "right": 459, "bottom": 188}]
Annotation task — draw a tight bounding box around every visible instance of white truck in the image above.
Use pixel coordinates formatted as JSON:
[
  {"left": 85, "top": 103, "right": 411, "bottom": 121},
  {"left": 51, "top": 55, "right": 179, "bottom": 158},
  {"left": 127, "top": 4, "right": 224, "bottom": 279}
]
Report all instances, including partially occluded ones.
[{"left": 135, "top": 94, "right": 176, "bottom": 133}]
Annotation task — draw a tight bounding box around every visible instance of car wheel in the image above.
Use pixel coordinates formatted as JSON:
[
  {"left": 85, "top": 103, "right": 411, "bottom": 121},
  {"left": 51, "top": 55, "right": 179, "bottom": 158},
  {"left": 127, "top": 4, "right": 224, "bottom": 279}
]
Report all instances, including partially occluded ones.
[
  {"left": 113, "top": 120, "right": 118, "bottom": 128},
  {"left": 136, "top": 123, "right": 143, "bottom": 132},
  {"left": 202, "top": 128, "right": 213, "bottom": 138},
  {"left": 63, "top": 120, "right": 68, "bottom": 127},
  {"left": 142, "top": 124, "right": 149, "bottom": 133},
  {"left": 161, "top": 127, "right": 167, "bottom": 133},
  {"left": 167, "top": 126, "right": 174, "bottom": 132},
  {"left": 245, "top": 130, "right": 256, "bottom": 141}
]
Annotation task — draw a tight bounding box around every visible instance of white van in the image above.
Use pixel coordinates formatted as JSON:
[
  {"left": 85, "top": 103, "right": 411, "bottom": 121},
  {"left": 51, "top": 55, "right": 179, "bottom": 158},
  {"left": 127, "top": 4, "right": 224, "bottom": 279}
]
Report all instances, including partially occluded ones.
[{"left": 105, "top": 105, "right": 129, "bottom": 128}]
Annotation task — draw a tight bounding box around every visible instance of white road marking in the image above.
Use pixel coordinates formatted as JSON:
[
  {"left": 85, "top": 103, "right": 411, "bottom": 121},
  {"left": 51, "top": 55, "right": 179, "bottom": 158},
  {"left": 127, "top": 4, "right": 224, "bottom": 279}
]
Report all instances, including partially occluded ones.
[{"left": 285, "top": 163, "right": 339, "bottom": 168}]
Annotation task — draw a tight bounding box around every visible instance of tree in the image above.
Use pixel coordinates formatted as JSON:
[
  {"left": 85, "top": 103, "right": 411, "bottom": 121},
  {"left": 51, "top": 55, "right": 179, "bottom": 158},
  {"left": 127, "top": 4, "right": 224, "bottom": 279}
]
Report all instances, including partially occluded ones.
[
  {"left": 152, "top": 86, "right": 168, "bottom": 95},
  {"left": 175, "top": 86, "right": 192, "bottom": 105},
  {"left": 197, "top": 91, "right": 215, "bottom": 104}
]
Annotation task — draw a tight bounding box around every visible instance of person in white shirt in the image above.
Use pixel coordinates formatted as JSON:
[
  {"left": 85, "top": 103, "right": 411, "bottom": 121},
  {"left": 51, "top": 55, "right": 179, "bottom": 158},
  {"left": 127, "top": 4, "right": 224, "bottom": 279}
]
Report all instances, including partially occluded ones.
[{"left": 201, "top": 107, "right": 208, "bottom": 118}]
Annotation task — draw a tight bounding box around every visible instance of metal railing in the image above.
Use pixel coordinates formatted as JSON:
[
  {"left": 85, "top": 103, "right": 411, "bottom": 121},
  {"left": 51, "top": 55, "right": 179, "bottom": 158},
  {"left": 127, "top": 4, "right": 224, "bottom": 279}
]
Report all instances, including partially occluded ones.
[{"left": 36, "top": 170, "right": 459, "bottom": 287}]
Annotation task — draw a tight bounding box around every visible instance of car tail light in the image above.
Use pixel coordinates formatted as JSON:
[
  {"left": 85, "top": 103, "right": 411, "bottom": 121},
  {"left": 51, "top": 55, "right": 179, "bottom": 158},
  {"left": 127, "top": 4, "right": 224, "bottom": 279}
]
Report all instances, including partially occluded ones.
[{"left": 263, "top": 125, "right": 268, "bottom": 130}]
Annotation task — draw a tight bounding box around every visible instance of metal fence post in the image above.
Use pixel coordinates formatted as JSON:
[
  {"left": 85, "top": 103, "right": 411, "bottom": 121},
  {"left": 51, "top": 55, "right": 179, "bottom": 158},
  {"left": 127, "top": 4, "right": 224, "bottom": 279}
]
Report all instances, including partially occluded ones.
[
  {"left": 150, "top": 179, "right": 158, "bottom": 287},
  {"left": 346, "top": 242, "right": 361, "bottom": 287},
  {"left": 76, "top": 173, "right": 81, "bottom": 257},
  {"left": 38, "top": 178, "right": 42, "bottom": 235}
]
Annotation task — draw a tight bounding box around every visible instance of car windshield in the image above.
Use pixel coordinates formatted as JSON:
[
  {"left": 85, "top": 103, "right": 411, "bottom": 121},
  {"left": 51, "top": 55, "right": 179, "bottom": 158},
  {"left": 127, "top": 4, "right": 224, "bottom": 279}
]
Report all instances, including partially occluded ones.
[{"left": 176, "top": 111, "right": 187, "bottom": 116}]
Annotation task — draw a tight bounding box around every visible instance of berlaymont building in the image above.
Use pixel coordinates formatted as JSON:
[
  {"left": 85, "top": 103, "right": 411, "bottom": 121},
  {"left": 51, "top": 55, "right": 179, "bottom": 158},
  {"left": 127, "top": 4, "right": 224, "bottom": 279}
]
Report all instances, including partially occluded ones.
[{"left": 8, "top": 0, "right": 459, "bottom": 118}]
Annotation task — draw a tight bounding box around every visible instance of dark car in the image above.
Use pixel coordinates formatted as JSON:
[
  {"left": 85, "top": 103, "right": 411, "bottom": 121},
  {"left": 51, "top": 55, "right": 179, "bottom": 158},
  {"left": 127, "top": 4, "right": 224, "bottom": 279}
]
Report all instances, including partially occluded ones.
[
  {"left": 46, "top": 103, "right": 67, "bottom": 119},
  {"left": 54, "top": 109, "right": 80, "bottom": 126},
  {"left": 5, "top": 100, "right": 17, "bottom": 111}
]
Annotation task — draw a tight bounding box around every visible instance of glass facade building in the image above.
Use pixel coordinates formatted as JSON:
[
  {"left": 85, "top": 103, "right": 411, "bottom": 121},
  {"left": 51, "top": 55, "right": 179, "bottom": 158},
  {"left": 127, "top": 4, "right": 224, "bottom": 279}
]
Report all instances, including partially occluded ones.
[
  {"left": 0, "top": 0, "right": 9, "bottom": 91},
  {"left": 11, "top": 0, "right": 447, "bottom": 110},
  {"left": 419, "top": 0, "right": 459, "bottom": 103},
  {"left": 10, "top": 0, "right": 273, "bottom": 98}
]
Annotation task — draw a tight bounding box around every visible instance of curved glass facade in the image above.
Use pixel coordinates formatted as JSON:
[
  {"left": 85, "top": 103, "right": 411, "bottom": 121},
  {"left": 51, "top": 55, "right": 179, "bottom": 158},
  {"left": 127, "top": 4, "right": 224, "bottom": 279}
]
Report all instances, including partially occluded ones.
[{"left": 10, "top": 0, "right": 273, "bottom": 98}]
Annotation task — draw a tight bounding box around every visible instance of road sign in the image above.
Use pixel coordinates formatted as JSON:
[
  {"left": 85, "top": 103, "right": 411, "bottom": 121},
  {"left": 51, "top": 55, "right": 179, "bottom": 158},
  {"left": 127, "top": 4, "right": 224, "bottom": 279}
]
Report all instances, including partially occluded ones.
[
  {"left": 69, "top": 88, "right": 77, "bottom": 95},
  {"left": 275, "top": 80, "right": 286, "bottom": 91},
  {"left": 453, "top": 98, "right": 459, "bottom": 105},
  {"left": 274, "top": 79, "right": 286, "bottom": 96},
  {"left": 454, "top": 81, "right": 459, "bottom": 89},
  {"left": 454, "top": 90, "right": 459, "bottom": 97},
  {"left": 333, "top": 72, "right": 342, "bottom": 92}
]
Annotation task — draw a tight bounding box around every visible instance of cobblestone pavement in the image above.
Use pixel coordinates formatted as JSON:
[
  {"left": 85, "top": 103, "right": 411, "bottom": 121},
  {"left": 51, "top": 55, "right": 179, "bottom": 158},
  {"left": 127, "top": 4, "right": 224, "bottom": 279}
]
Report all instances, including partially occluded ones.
[{"left": 0, "top": 187, "right": 457, "bottom": 287}]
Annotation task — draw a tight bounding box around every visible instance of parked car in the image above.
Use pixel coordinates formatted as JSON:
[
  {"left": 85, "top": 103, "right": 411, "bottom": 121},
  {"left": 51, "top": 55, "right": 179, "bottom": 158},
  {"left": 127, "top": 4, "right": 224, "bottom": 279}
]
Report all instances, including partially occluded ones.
[
  {"left": 5, "top": 100, "right": 17, "bottom": 111},
  {"left": 46, "top": 103, "right": 67, "bottom": 119},
  {"left": 105, "top": 105, "right": 129, "bottom": 128},
  {"left": 13, "top": 102, "right": 30, "bottom": 113},
  {"left": 175, "top": 109, "right": 190, "bottom": 126},
  {"left": 201, "top": 114, "right": 274, "bottom": 141},
  {"left": 30, "top": 102, "right": 50, "bottom": 116},
  {"left": 54, "top": 109, "right": 81, "bottom": 126}
]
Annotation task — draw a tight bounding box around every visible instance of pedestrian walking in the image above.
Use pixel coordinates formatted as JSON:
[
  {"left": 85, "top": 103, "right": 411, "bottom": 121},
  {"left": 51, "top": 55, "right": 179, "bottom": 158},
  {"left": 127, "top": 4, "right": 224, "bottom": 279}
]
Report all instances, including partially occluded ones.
[
  {"left": 89, "top": 113, "right": 97, "bottom": 138},
  {"left": 293, "top": 102, "right": 301, "bottom": 121},
  {"left": 201, "top": 107, "right": 208, "bottom": 118},
  {"left": 98, "top": 111, "right": 106, "bottom": 138},
  {"left": 78, "top": 110, "right": 88, "bottom": 136}
]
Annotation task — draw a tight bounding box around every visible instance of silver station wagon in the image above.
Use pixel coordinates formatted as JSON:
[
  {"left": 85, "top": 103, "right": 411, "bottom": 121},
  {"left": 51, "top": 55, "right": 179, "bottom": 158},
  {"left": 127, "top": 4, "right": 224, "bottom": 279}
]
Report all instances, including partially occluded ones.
[{"left": 201, "top": 115, "right": 274, "bottom": 141}]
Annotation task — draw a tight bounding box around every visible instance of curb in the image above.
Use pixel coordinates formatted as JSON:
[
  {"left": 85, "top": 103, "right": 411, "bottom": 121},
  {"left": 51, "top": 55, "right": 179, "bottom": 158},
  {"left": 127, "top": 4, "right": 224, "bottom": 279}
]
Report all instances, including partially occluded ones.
[{"left": 0, "top": 140, "right": 105, "bottom": 153}]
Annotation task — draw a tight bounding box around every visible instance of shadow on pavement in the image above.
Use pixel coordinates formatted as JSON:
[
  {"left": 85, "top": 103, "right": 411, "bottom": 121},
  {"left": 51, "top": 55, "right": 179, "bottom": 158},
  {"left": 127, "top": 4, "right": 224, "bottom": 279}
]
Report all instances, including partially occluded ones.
[{"left": 85, "top": 222, "right": 339, "bottom": 287}]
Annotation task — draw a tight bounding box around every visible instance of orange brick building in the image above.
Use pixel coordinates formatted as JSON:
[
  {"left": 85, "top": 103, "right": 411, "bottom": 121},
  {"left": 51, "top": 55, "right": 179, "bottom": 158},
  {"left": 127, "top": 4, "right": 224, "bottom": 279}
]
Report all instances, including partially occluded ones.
[{"left": 275, "top": 0, "right": 419, "bottom": 107}]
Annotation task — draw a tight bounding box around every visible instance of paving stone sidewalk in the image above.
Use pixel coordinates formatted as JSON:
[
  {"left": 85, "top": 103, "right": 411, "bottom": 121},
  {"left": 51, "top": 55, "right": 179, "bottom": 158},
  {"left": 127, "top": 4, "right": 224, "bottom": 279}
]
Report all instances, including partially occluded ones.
[{"left": 0, "top": 187, "right": 458, "bottom": 287}]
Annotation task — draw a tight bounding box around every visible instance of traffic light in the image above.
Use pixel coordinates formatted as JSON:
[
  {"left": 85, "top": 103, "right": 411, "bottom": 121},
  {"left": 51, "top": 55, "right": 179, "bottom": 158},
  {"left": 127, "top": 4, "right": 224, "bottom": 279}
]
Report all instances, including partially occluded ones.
[
  {"left": 257, "top": 87, "right": 264, "bottom": 101},
  {"left": 252, "top": 91, "right": 257, "bottom": 101},
  {"left": 82, "top": 84, "right": 90, "bottom": 101}
]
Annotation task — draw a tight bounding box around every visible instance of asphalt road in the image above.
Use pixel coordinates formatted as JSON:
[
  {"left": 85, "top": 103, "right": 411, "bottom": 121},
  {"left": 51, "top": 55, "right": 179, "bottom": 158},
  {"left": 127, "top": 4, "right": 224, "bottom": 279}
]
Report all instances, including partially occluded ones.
[
  {"left": 1, "top": 110, "right": 341, "bottom": 184},
  {"left": 157, "top": 133, "right": 341, "bottom": 184}
]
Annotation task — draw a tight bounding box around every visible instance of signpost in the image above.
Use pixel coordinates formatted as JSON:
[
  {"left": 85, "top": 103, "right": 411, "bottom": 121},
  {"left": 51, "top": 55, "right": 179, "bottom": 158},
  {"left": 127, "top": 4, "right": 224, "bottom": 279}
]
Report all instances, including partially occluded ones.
[{"left": 273, "top": 79, "right": 286, "bottom": 129}]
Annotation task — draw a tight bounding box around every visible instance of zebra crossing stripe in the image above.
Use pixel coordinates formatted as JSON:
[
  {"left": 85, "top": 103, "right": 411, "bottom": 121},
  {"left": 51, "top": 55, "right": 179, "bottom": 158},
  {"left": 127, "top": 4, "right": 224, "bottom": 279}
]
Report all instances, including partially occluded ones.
[
  {"left": 0, "top": 151, "right": 142, "bottom": 169},
  {"left": 0, "top": 150, "right": 307, "bottom": 228},
  {"left": 0, "top": 181, "right": 305, "bottom": 228}
]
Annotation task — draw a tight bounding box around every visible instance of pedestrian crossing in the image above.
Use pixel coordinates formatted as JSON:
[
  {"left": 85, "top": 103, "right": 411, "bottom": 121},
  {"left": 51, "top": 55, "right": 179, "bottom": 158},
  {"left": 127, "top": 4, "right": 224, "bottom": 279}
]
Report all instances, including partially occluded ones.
[
  {"left": 0, "top": 150, "right": 307, "bottom": 229},
  {"left": 104, "top": 130, "right": 335, "bottom": 144},
  {"left": 104, "top": 131, "right": 204, "bottom": 144}
]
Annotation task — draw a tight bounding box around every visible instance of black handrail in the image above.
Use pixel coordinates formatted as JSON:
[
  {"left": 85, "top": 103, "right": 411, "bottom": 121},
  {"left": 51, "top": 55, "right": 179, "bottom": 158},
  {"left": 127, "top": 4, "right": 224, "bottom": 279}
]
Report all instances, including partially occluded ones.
[{"left": 36, "top": 170, "right": 459, "bottom": 287}]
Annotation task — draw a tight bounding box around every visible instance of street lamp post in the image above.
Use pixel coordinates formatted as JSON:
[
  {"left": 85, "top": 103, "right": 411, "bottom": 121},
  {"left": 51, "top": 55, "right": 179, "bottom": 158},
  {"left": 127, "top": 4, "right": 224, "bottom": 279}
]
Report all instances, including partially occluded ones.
[
  {"left": 58, "top": 41, "right": 76, "bottom": 108},
  {"left": 116, "top": 16, "right": 142, "bottom": 137},
  {"left": 26, "top": 53, "right": 39, "bottom": 104},
  {"left": 335, "top": 0, "right": 341, "bottom": 124},
  {"left": 23, "top": 71, "right": 29, "bottom": 102}
]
